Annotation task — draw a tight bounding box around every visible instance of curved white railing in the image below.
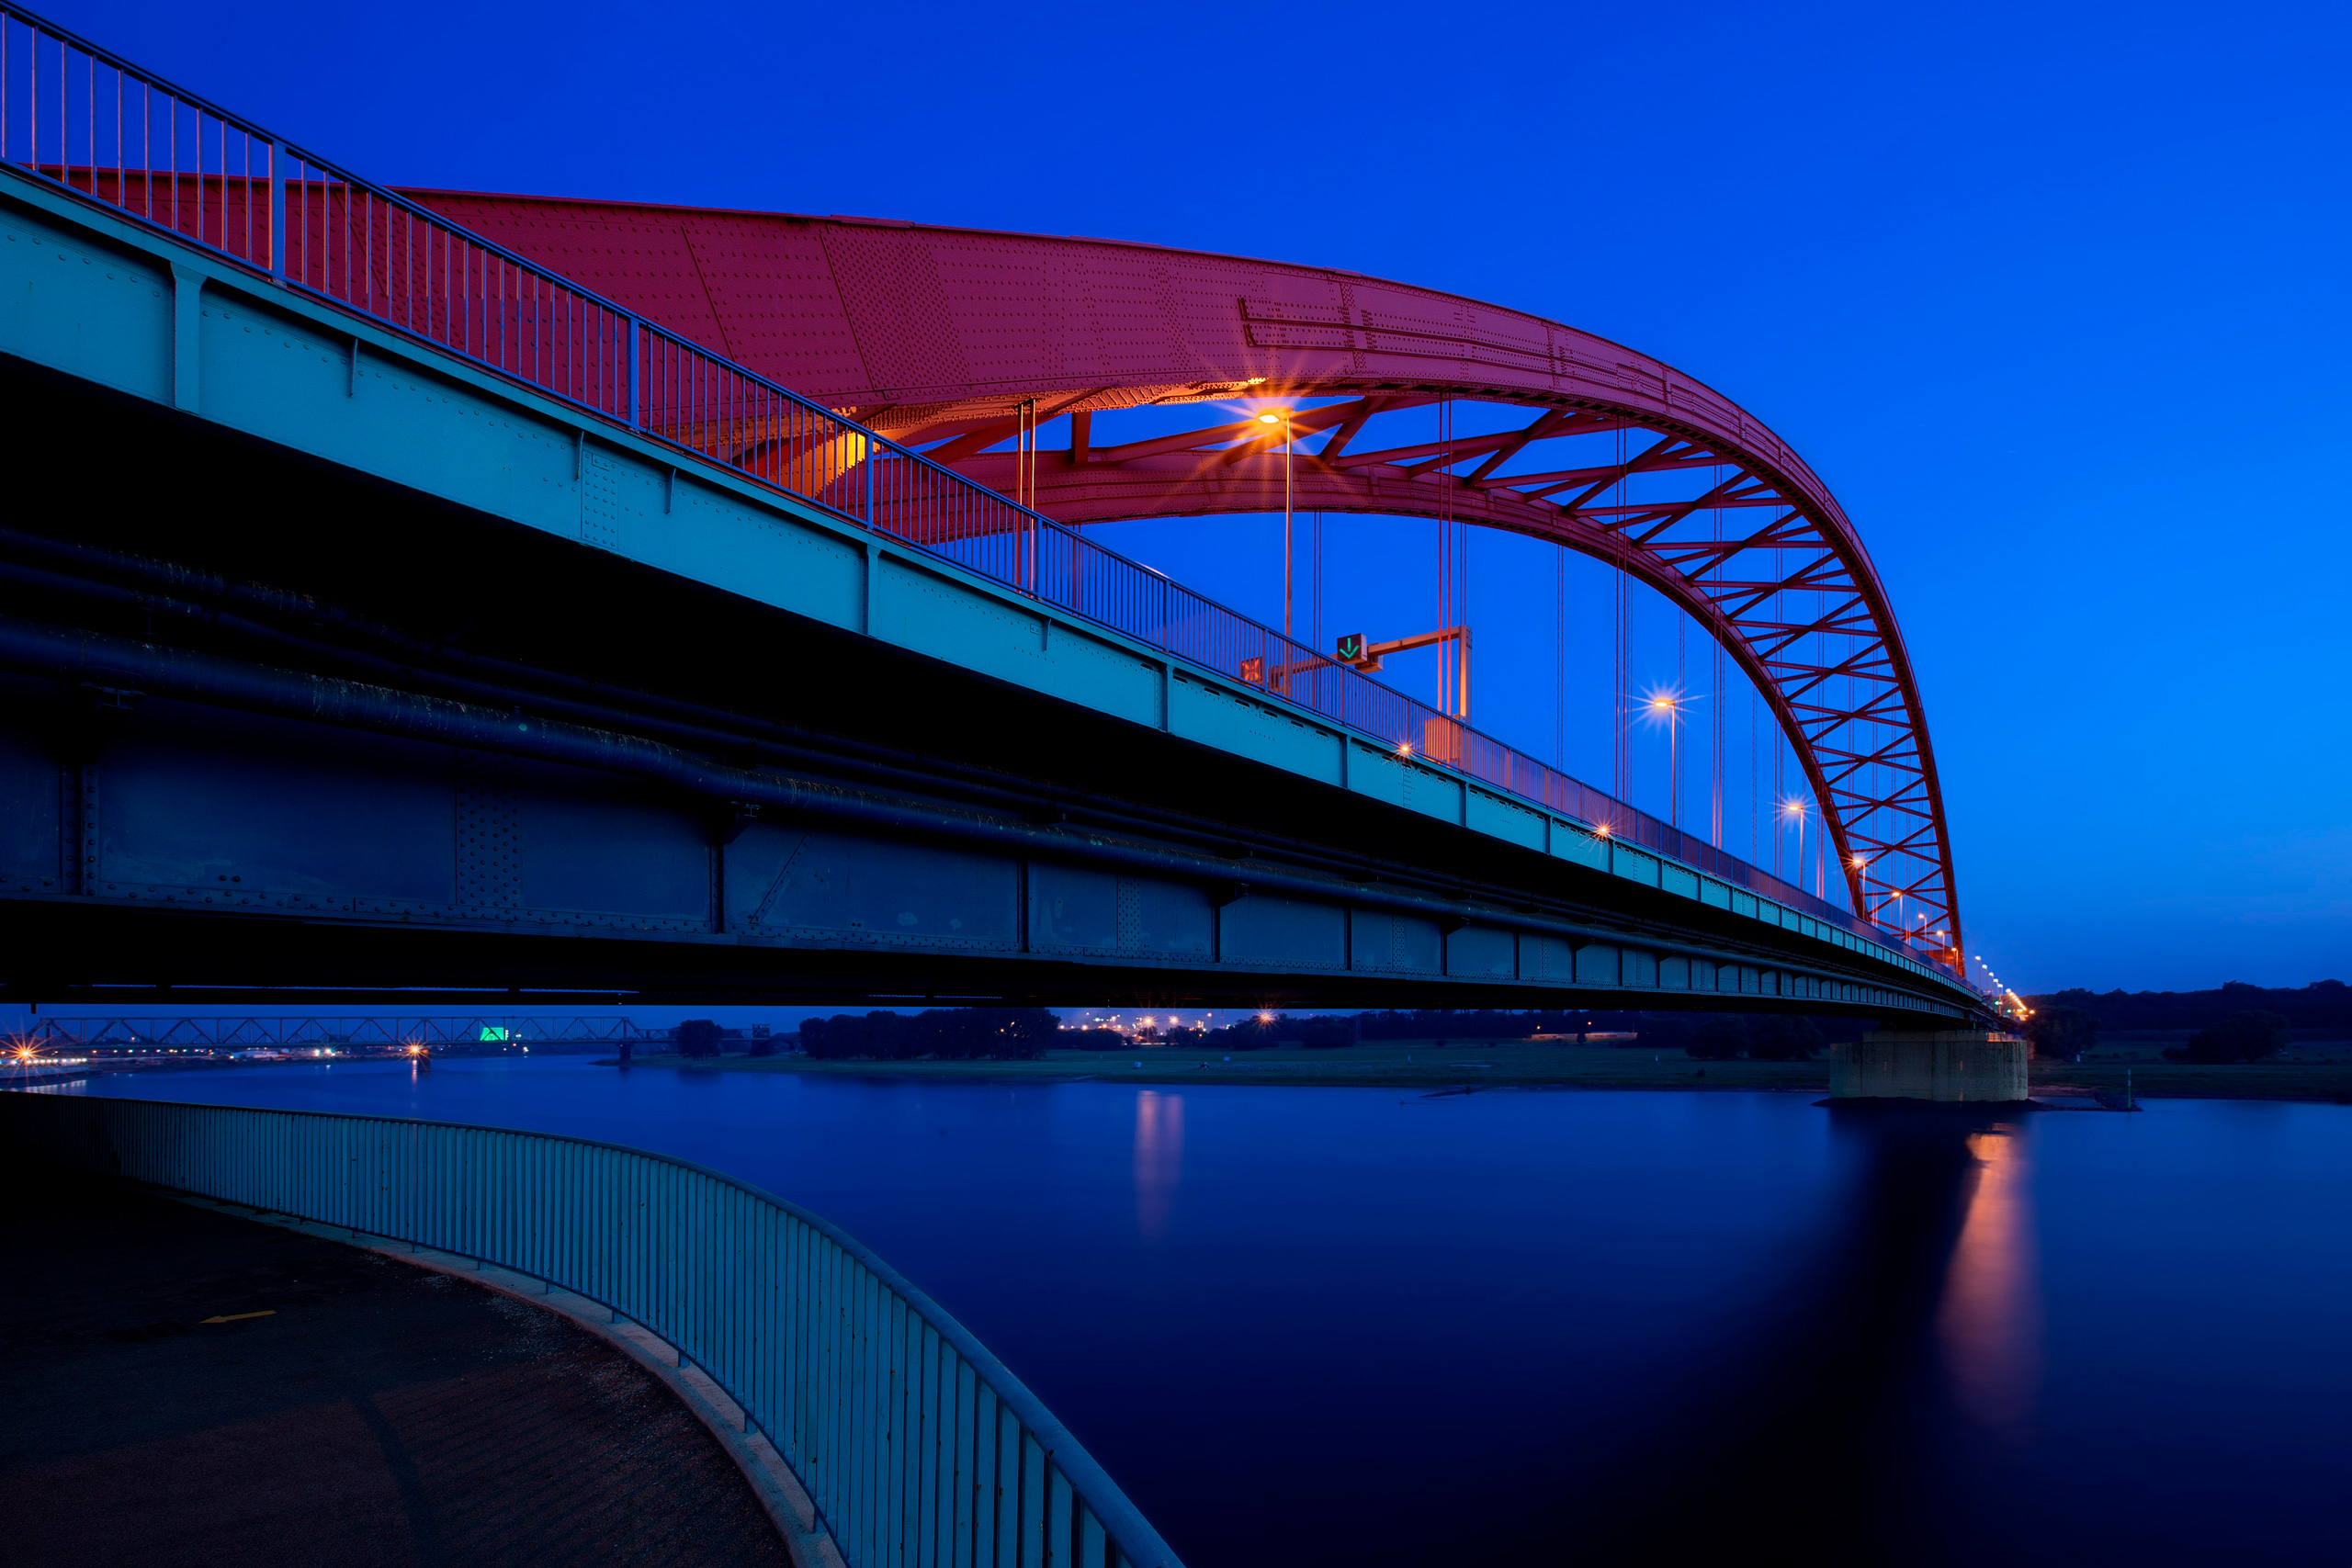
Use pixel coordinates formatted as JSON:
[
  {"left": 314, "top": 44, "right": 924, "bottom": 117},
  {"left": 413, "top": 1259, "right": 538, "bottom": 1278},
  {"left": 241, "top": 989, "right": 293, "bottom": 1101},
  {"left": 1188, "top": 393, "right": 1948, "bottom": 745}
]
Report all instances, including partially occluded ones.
[{"left": 1, "top": 1092, "right": 1184, "bottom": 1568}]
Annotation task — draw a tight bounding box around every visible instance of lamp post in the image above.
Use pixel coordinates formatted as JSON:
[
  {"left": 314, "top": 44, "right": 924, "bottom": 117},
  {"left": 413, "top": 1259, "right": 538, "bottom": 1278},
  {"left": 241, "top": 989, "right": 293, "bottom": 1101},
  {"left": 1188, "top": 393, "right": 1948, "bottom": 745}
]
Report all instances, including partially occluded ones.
[
  {"left": 1648, "top": 694, "right": 1685, "bottom": 829},
  {"left": 1258, "top": 408, "right": 1295, "bottom": 642}
]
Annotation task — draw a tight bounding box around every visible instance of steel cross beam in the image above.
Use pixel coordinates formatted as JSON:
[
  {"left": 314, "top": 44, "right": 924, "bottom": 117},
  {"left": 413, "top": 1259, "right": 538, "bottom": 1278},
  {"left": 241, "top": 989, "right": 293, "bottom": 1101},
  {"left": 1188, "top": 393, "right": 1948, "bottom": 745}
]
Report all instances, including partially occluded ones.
[{"left": 406, "top": 190, "right": 1964, "bottom": 972}]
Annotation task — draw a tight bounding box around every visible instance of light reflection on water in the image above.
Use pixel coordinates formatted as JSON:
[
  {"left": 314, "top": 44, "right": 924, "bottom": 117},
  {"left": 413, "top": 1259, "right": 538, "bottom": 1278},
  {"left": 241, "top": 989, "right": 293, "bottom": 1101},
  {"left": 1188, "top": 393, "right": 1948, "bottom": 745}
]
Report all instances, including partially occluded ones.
[
  {"left": 52, "top": 1061, "right": 2352, "bottom": 1567},
  {"left": 1133, "top": 1089, "right": 1182, "bottom": 1241},
  {"left": 1937, "top": 1126, "right": 2042, "bottom": 1428}
]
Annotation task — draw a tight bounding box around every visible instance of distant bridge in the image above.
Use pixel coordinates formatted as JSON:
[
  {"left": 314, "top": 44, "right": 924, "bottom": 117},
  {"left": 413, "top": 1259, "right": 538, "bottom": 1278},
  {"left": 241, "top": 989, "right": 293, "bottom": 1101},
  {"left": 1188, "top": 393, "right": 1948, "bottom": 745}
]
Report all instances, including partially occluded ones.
[
  {"left": 17, "top": 1015, "right": 657, "bottom": 1051},
  {"left": 0, "top": 7, "right": 1983, "bottom": 1024}
]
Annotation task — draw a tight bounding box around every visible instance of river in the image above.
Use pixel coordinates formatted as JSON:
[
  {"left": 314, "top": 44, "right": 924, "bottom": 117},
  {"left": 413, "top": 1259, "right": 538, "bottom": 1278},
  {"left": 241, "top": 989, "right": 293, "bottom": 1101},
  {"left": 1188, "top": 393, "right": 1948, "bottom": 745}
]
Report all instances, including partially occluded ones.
[{"left": 52, "top": 1059, "right": 2352, "bottom": 1566}]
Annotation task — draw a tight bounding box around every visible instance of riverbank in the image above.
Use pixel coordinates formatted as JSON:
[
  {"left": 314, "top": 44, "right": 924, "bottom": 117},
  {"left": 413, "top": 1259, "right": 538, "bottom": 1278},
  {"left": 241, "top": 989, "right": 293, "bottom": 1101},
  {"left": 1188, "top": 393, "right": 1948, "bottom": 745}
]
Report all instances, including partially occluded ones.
[
  {"left": 602, "top": 1040, "right": 2352, "bottom": 1101},
  {"left": 2030, "top": 1062, "right": 2352, "bottom": 1103},
  {"left": 610, "top": 1040, "right": 1813, "bottom": 1091}
]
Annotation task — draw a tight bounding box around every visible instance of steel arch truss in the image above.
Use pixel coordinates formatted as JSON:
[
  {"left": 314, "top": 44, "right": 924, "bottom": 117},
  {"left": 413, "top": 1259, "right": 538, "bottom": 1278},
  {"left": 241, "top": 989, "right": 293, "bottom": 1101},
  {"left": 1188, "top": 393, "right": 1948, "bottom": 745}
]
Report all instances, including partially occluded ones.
[
  {"left": 887, "top": 394, "right": 1959, "bottom": 965},
  {"left": 401, "top": 191, "right": 1963, "bottom": 973}
]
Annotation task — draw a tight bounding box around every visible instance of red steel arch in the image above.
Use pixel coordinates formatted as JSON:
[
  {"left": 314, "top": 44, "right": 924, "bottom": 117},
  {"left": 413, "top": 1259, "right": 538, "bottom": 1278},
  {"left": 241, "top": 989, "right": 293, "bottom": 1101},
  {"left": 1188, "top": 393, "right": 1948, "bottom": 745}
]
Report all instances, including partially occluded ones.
[{"left": 411, "top": 190, "right": 1962, "bottom": 969}]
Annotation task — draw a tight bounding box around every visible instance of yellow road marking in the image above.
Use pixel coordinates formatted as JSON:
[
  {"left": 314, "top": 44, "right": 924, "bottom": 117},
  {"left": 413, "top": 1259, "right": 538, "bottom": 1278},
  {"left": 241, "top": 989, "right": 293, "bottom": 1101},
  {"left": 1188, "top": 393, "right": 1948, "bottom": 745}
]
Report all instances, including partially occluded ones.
[{"left": 198, "top": 1310, "right": 277, "bottom": 1325}]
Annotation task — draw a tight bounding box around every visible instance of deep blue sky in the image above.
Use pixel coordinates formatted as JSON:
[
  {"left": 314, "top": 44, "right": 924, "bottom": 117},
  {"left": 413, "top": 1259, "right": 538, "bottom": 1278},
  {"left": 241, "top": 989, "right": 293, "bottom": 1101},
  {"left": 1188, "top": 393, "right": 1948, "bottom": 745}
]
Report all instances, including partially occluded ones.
[{"left": 47, "top": 0, "right": 2352, "bottom": 993}]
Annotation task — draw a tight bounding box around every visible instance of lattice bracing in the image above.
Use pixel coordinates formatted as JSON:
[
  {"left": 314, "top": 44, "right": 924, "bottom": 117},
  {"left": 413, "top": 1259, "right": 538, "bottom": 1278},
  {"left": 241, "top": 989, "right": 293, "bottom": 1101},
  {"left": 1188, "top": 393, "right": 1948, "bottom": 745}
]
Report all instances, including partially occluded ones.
[
  {"left": 899, "top": 395, "right": 1961, "bottom": 969},
  {"left": 398, "top": 191, "right": 1965, "bottom": 973}
]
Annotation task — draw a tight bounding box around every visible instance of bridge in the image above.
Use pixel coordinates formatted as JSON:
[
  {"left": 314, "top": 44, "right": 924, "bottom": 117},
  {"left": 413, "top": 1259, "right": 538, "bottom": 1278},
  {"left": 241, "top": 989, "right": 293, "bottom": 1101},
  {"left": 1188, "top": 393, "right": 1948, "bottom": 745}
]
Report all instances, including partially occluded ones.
[
  {"left": 0, "top": 8, "right": 1985, "bottom": 1030},
  {"left": 16, "top": 1013, "right": 658, "bottom": 1052}
]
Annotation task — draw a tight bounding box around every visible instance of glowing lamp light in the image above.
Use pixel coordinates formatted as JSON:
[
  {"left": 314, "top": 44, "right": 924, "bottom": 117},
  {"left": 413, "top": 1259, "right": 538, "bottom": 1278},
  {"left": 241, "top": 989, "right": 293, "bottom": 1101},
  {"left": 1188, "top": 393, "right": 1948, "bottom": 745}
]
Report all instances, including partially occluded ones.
[{"left": 1258, "top": 412, "right": 1280, "bottom": 424}]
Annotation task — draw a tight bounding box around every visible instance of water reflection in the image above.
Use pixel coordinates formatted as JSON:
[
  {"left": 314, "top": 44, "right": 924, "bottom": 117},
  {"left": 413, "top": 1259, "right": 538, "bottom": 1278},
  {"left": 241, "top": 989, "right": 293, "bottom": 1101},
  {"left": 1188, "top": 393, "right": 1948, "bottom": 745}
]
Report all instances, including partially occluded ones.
[
  {"left": 68, "top": 1066, "right": 2352, "bottom": 1567},
  {"left": 1133, "top": 1089, "right": 1182, "bottom": 1240},
  {"left": 1937, "top": 1127, "right": 2041, "bottom": 1428},
  {"left": 1565, "top": 1107, "right": 2044, "bottom": 1567}
]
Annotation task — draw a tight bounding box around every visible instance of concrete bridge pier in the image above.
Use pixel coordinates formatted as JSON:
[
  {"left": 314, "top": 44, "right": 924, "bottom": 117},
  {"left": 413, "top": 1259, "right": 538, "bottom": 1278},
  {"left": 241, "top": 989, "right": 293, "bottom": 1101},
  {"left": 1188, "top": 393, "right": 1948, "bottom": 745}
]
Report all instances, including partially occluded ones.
[{"left": 1831, "top": 1030, "right": 2029, "bottom": 1104}]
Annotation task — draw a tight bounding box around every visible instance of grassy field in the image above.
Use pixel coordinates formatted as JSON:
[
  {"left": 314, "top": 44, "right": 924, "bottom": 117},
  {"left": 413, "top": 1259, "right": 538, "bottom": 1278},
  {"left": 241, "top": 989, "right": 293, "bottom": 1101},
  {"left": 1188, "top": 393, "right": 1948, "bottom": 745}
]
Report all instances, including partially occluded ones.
[
  {"left": 2027, "top": 1061, "right": 2352, "bottom": 1103},
  {"left": 610, "top": 1039, "right": 2352, "bottom": 1101},
  {"left": 2073, "top": 1035, "right": 2352, "bottom": 1065}
]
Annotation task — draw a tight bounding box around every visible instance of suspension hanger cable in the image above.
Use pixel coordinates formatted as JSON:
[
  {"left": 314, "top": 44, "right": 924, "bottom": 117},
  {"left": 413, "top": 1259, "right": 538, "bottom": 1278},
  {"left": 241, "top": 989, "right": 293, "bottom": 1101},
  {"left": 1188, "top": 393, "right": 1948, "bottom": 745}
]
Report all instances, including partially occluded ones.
[
  {"left": 1711, "top": 463, "right": 1724, "bottom": 849},
  {"left": 1430, "top": 394, "right": 1448, "bottom": 715},
  {"left": 1555, "top": 545, "right": 1566, "bottom": 771},
  {"left": 1750, "top": 680, "right": 1759, "bottom": 863},
  {"left": 1611, "top": 423, "right": 1626, "bottom": 805},
  {"left": 1775, "top": 728, "right": 1787, "bottom": 882}
]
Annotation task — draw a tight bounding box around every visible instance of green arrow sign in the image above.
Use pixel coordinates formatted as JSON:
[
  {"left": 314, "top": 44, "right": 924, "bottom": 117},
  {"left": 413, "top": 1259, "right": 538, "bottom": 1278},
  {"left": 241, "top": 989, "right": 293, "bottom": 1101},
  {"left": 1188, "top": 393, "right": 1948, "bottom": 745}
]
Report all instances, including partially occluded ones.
[{"left": 1336, "top": 633, "right": 1366, "bottom": 664}]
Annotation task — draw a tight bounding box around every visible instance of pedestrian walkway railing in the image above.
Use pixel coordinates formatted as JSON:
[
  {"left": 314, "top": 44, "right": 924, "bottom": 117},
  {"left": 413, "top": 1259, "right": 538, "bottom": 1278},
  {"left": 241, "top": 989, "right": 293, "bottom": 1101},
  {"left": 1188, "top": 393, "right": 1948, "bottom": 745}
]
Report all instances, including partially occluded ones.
[
  {"left": 0, "top": 1092, "right": 1183, "bottom": 1568},
  {"left": 0, "top": 3, "right": 1951, "bottom": 978}
]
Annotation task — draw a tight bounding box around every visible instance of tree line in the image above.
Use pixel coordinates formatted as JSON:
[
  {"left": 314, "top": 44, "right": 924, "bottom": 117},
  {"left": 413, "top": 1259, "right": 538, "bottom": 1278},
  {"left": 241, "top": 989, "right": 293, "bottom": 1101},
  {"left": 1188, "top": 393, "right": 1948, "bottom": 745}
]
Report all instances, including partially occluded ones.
[
  {"left": 797, "top": 1008, "right": 1059, "bottom": 1061},
  {"left": 2018, "top": 980, "right": 2344, "bottom": 1065},
  {"left": 2021, "top": 999, "right": 2303, "bottom": 1064},
  {"left": 1153, "top": 1009, "right": 1871, "bottom": 1059},
  {"left": 2026, "top": 979, "right": 2348, "bottom": 1032}
]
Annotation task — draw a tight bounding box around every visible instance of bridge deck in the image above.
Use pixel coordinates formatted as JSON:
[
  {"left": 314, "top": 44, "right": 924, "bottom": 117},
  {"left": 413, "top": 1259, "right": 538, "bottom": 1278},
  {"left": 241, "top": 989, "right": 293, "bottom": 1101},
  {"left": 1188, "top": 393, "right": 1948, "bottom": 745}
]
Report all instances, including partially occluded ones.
[
  {"left": 0, "top": 150, "right": 1978, "bottom": 1022},
  {"left": 0, "top": 1177, "right": 788, "bottom": 1568}
]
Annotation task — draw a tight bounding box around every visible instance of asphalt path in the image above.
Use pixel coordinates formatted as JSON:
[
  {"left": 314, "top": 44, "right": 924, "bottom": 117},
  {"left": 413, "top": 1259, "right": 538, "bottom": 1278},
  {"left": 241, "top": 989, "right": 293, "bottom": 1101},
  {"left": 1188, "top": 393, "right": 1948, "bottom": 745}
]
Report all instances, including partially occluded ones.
[{"left": 0, "top": 1176, "right": 789, "bottom": 1567}]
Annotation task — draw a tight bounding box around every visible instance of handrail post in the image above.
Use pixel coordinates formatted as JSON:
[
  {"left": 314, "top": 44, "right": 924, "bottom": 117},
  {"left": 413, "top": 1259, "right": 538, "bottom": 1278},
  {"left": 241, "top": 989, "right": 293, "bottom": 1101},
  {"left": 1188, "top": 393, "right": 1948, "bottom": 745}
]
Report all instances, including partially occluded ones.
[
  {"left": 268, "top": 140, "right": 286, "bottom": 284},
  {"left": 626, "top": 316, "right": 640, "bottom": 428}
]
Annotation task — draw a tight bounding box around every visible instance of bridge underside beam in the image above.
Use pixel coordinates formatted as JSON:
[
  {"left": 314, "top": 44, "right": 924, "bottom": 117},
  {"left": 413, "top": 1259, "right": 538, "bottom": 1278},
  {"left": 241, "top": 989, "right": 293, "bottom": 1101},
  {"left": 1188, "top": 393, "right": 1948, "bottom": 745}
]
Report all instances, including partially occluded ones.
[
  {"left": 0, "top": 354, "right": 1963, "bottom": 1021},
  {"left": 0, "top": 899, "right": 1939, "bottom": 1016}
]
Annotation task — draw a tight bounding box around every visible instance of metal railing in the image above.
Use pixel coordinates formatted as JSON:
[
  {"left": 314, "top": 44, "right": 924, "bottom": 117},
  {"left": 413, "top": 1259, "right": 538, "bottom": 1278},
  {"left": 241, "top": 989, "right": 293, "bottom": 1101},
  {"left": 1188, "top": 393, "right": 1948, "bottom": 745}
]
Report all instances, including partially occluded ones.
[
  {"left": 0, "top": 1091, "right": 1182, "bottom": 1568},
  {"left": 0, "top": 4, "right": 1946, "bottom": 976}
]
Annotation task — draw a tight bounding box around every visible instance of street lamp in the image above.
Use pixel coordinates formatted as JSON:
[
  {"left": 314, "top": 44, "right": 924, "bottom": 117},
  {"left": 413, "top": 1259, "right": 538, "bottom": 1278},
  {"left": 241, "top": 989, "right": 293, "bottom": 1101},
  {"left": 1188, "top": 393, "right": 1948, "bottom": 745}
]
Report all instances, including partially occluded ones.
[
  {"left": 1781, "top": 797, "right": 1807, "bottom": 886},
  {"left": 1258, "top": 409, "right": 1295, "bottom": 643},
  {"left": 1646, "top": 693, "right": 1685, "bottom": 828}
]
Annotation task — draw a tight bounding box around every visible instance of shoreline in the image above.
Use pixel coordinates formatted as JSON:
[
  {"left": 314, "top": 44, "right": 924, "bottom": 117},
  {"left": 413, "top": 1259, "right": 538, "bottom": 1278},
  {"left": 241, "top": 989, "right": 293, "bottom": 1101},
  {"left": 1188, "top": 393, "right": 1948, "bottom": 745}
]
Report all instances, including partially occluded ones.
[{"left": 593, "top": 1041, "right": 2352, "bottom": 1103}]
